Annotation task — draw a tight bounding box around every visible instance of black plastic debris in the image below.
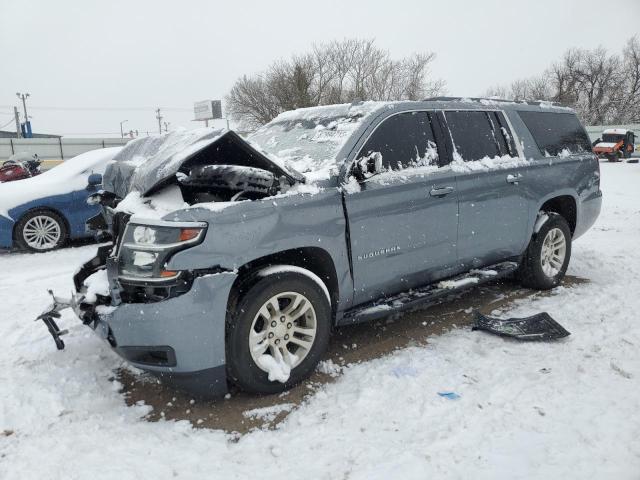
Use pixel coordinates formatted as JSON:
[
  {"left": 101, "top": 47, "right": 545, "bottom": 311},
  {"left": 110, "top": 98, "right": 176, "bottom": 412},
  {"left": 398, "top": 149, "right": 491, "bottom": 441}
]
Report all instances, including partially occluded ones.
[{"left": 472, "top": 311, "right": 570, "bottom": 341}]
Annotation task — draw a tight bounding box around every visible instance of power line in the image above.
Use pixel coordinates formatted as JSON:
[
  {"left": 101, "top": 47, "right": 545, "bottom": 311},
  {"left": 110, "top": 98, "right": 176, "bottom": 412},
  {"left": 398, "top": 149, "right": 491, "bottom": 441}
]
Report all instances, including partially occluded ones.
[
  {"left": 0, "top": 105, "right": 191, "bottom": 112},
  {"left": 0, "top": 118, "right": 15, "bottom": 129}
]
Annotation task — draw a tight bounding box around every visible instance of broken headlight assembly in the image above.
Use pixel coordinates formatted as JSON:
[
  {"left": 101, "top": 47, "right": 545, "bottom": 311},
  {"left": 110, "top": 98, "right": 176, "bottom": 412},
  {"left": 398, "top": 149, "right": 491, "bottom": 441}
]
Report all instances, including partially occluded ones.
[{"left": 117, "top": 220, "right": 207, "bottom": 282}]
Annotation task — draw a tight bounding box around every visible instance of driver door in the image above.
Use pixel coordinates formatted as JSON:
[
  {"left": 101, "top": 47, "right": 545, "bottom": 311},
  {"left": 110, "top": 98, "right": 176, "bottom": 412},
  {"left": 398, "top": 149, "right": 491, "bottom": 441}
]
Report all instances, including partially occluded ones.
[{"left": 343, "top": 111, "right": 460, "bottom": 306}]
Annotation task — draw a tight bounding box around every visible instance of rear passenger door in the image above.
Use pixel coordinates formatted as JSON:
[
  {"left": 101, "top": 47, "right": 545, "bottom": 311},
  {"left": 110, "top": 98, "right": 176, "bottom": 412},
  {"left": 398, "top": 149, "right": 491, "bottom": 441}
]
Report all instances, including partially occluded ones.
[
  {"left": 443, "top": 110, "right": 530, "bottom": 268},
  {"left": 344, "top": 111, "right": 460, "bottom": 306}
]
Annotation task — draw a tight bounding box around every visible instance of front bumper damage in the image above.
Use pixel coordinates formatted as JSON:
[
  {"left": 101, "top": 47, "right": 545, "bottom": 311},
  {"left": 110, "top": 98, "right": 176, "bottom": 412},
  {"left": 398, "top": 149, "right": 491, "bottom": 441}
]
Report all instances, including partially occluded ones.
[{"left": 37, "top": 245, "right": 238, "bottom": 398}]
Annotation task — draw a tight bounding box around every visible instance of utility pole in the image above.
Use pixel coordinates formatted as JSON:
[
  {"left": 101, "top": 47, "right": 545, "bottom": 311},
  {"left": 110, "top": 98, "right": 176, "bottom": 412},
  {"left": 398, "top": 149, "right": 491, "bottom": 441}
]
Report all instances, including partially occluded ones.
[
  {"left": 119, "top": 119, "right": 128, "bottom": 138},
  {"left": 13, "top": 106, "right": 22, "bottom": 138},
  {"left": 155, "top": 108, "right": 163, "bottom": 134},
  {"left": 16, "top": 92, "right": 31, "bottom": 137}
]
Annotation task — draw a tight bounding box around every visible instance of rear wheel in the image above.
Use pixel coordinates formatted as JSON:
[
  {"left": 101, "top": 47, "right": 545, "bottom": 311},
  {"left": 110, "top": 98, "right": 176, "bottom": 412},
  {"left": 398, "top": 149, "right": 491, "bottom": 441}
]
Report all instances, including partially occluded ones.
[
  {"left": 226, "top": 269, "right": 331, "bottom": 394},
  {"left": 15, "top": 210, "right": 67, "bottom": 252},
  {"left": 518, "top": 213, "right": 572, "bottom": 290}
]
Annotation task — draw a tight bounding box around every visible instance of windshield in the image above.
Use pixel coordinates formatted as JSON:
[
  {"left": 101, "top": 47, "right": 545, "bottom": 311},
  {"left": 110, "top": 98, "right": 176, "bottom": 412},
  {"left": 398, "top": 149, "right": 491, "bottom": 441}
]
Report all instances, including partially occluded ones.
[
  {"left": 249, "top": 102, "right": 387, "bottom": 181},
  {"left": 602, "top": 134, "right": 625, "bottom": 143}
]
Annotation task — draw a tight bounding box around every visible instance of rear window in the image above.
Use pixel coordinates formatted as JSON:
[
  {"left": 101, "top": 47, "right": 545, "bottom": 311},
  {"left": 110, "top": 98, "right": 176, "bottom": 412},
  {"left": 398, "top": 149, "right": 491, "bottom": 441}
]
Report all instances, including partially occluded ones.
[{"left": 518, "top": 111, "right": 592, "bottom": 156}]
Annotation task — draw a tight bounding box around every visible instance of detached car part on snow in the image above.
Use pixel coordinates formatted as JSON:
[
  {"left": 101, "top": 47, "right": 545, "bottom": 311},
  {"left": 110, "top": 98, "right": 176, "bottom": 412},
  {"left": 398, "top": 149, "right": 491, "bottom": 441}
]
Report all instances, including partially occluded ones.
[{"left": 38, "top": 98, "right": 602, "bottom": 397}]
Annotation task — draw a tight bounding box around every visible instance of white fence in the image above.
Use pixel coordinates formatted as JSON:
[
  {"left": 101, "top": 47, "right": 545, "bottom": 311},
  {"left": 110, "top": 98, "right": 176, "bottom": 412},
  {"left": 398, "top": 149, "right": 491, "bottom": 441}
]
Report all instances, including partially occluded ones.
[{"left": 0, "top": 137, "right": 130, "bottom": 162}]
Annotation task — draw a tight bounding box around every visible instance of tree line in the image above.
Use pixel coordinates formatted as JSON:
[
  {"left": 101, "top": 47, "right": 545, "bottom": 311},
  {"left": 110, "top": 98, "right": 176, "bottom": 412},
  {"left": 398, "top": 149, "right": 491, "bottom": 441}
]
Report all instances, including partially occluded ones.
[
  {"left": 226, "top": 36, "right": 640, "bottom": 129},
  {"left": 486, "top": 36, "right": 640, "bottom": 125}
]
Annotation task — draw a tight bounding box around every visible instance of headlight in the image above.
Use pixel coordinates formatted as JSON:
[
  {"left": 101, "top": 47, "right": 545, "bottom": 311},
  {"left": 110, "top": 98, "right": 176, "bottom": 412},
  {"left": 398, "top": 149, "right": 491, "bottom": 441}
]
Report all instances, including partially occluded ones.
[{"left": 117, "top": 220, "right": 206, "bottom": 281}]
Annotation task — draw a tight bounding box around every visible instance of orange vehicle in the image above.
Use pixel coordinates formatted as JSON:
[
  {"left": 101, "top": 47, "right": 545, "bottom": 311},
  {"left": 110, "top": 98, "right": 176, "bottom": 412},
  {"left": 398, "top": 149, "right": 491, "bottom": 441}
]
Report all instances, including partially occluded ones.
[{"left": 592, "top": 128, "right": 636, "bottom": 161}]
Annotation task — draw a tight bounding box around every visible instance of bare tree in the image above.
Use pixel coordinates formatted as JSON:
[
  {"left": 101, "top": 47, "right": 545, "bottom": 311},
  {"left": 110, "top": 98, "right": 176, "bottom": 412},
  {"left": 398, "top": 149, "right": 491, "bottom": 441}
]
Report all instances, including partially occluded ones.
[
  {"left": 484, "top": 37, "right": 640, "bottom": 125},
  {"left": 226, "top": 39, "right": 445, "bottom": 129}
]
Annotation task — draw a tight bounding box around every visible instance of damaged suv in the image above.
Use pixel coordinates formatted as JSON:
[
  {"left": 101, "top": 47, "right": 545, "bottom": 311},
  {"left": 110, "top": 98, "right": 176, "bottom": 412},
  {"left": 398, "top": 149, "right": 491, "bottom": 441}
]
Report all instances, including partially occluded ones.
[{"left": 42, "top": 98, "right": 601, "bottom": 397}]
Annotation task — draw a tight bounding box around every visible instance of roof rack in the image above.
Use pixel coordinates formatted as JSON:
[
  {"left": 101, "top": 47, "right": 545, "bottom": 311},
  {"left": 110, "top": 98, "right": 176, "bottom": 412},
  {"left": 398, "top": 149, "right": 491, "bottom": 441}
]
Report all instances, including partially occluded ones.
[{"left": 423, "top": 96, "right": 566, "bottom": 107}]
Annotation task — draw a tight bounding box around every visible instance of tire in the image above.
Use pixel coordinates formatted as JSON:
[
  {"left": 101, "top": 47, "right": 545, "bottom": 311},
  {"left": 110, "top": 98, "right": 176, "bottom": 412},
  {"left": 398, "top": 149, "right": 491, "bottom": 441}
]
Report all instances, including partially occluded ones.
[
  {"left": 518, "top": 212, "right": 572, "bottom": 290},
  {"left": 14, "top": 209, "right": 68, "bottom": 252},
  {"left": 226, "top": 268, "right": 331, "bottom": 394}
]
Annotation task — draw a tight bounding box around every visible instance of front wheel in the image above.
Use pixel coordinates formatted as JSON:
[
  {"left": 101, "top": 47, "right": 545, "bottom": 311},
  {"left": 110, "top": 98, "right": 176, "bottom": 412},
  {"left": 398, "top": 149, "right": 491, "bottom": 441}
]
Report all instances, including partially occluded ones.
[
  {"left": 518, "top": 213, "right": 572, "bottom": 290},
  {"left": 226, "top": 268, "right": 331, "bottom": 394}
]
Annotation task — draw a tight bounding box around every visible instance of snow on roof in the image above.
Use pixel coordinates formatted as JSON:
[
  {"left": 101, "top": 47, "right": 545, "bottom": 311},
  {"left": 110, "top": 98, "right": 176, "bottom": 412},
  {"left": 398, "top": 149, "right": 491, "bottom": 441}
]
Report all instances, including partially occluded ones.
[{"left": 603, "top": 128, "right": 630, "bottom": 135}]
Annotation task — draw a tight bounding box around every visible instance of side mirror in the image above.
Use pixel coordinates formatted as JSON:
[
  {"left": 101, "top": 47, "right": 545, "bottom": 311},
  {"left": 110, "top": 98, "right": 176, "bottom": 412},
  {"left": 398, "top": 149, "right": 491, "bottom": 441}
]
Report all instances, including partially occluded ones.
[
  {"left": 352, "top": 152, "right": 383, "bottom": 181},
  {"left": 87, "top": 173, "right": 102, "bottom": 187}
]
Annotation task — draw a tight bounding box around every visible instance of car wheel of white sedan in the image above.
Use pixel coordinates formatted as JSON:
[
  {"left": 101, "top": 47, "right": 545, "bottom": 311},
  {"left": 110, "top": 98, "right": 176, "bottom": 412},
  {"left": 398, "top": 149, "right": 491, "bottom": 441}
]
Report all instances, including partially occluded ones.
[{"left": 15, "top": 210, "right": 68, "bottom": 252}]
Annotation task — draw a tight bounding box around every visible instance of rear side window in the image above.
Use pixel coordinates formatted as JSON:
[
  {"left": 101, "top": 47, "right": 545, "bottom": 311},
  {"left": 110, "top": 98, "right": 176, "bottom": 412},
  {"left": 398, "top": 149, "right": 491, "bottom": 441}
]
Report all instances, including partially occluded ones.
[
  {"left": 518, "top": 111, "right": 592, "bottom": 156},
  {"left": 359, "top": 111, "right": 439, "bottom": 170},
  {"left": 444, "top": 111, "right": 501, "bottom": 161}
]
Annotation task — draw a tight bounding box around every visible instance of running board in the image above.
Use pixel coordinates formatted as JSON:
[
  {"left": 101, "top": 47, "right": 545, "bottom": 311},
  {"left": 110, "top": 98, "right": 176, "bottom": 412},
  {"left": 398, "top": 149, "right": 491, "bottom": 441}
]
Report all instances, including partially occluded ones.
[{"left": 342, "top": 261, "right": 519, "bottom": 325}]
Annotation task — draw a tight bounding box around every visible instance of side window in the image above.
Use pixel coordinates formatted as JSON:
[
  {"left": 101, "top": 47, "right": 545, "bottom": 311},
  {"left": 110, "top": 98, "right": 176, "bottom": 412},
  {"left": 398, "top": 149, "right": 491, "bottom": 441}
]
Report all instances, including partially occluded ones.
[
  {"left": 444, "top": 111, "right": 500, "bottom": 161},
  {"left": 517, "top": 111, "right": 592, "bottom": 156},
  {"left": 490, "top": 112, "right": 518, "bottom": 157},
  {"left": 358, "top": 111, "right": 439, "bottom": 171}
]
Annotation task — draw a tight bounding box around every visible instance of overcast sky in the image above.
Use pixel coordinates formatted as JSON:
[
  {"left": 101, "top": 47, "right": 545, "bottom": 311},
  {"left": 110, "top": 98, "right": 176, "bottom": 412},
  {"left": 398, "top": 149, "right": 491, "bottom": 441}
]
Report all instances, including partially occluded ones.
[{"left": 1, "top": 0, "right": 638, "bottom": 137}]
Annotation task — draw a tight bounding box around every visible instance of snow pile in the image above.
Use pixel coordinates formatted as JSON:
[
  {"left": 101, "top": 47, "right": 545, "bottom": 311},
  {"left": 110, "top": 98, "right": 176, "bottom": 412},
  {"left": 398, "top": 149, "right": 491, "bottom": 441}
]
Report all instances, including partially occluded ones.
[
  {"left": 115, "top": 184, "right": 189, "bottom": 220},
  {"left": 316, "top": 359, "right": 343, "bottom": 377},
  {"left": 437, "top": 277, "right": 479, "bottom": 290},
  {"left": 0, "top": 147, "right": 121, "bottom": 220},
  {"left": 256, "top": 349, "right": 296, "bottom": 383},
  {"left": 1, "top": 163, "right": 640, "bottom": 478},
  {"left": 450, "top": 152, "right": 531, "bottom": 172},
  {"left": 83, "top": 269, "right": 110, "bottom": 303}
]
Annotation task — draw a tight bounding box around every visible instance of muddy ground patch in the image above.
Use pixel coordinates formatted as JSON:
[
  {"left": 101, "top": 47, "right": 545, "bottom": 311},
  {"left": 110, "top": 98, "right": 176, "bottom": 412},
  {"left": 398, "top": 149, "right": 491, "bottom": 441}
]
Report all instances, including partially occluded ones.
[{"left": 117, "top": 276, "right": 587, "bottom": 434}]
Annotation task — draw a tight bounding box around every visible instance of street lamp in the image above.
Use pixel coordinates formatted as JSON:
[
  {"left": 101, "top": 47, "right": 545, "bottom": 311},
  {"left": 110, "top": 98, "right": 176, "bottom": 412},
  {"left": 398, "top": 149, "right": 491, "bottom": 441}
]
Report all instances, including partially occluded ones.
[{"left": 120, "top": 120, "right": 128, "bottom": 138}]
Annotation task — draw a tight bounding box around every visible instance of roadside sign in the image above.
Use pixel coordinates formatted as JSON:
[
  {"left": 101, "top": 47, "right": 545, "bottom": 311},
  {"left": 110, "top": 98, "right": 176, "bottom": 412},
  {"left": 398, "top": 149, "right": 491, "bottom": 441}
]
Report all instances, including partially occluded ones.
[{"left": 194, "top": 100, "right": 222, "bottom": 121}]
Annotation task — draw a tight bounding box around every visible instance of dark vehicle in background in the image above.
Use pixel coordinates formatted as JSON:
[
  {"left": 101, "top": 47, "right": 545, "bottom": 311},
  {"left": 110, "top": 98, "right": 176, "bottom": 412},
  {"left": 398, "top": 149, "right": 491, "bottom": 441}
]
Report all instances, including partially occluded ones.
[{"left": 55, "top": 98, "right": 601, "bottom": 397}]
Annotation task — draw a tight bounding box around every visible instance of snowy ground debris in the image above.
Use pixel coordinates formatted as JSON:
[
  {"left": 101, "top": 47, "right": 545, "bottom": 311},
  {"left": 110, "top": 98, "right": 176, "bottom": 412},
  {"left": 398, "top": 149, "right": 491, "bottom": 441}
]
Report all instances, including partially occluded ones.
[{"left": 1, "top": 162, "right": 639, "bottom": 479}]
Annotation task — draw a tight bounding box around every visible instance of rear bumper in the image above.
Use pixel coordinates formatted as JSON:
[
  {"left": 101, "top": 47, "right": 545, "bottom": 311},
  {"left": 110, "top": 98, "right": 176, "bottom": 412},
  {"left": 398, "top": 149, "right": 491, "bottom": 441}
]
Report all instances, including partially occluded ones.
[
  {"left": 574, "top": 189, "right": 602, "bottom": 239},
  {"left": 89, "top": 272, "right": 237, "bottom": 397}
]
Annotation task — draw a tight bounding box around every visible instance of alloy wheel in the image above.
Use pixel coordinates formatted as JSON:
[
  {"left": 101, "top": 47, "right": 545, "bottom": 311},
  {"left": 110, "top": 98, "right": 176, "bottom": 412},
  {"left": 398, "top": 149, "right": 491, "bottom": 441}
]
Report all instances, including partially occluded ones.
[
  {"left": 22, "top": 215, "right": 62, "bottom": 250},
  {"left": 540, "top": 227, "right": 566, "bottom": 277},
  {"left": 249, "top": 291, "right": 317, "bottom": 373}
]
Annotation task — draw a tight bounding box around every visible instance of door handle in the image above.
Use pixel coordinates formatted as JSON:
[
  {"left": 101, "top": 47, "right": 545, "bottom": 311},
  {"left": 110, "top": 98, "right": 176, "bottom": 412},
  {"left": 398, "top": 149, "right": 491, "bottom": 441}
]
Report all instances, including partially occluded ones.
[
  {"left": 506, "top": 173, "right": 523, "bottom": 184},
  {"left": 429, "top": 186, "right": 455, "bottom": 197}
]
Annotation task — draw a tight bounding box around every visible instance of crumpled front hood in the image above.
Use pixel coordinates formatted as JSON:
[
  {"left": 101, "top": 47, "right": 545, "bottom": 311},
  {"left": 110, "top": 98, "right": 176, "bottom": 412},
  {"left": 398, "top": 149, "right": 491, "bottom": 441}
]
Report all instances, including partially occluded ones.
[{"left": 103, "top": 128, "right": 304, "bottom": 199}]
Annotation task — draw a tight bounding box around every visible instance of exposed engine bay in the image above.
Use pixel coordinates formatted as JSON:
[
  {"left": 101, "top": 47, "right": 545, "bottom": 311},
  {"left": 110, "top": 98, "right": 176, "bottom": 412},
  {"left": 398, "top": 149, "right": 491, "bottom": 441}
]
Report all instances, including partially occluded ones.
[{"left": 100, "top": 129, "right": 304, "bottom": 208}]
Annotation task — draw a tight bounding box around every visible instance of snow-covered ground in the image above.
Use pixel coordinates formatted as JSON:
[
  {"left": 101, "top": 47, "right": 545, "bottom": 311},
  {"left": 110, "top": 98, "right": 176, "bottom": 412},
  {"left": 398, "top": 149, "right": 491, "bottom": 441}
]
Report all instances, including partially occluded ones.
[{"left": 1, "top": 162, "right": 639, "bottom": 479}]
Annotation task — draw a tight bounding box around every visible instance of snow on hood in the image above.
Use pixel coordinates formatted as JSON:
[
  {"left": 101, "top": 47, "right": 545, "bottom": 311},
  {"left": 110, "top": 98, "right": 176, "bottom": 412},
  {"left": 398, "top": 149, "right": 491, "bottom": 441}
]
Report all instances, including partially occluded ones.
[
  {"left": 103, "top": 128, "right": 304, "bottom": 199},
  {"left": 594, "top": 142, "right": 619, "bottom": 149},
  {"left": 249, "top": 101, "right": 390, "bottom": 182},
  {"left": 0, "top": 147, "right": 122, "bottom": 220}
]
